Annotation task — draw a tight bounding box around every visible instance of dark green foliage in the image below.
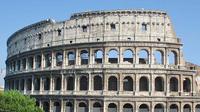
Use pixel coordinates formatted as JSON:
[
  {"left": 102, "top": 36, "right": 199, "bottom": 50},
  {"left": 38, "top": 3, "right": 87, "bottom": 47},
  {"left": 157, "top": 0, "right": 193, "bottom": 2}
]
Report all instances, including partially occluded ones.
[{"left": 0, "top": 90, "right": 43, "bottom": 112}]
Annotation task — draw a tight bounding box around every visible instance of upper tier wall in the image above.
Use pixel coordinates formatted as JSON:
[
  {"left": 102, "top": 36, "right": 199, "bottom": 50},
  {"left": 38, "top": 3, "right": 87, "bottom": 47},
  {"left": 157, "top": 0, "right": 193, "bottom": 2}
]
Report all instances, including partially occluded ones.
[{"left": 7, "top": 10, "right": 179, "bottom": 58}]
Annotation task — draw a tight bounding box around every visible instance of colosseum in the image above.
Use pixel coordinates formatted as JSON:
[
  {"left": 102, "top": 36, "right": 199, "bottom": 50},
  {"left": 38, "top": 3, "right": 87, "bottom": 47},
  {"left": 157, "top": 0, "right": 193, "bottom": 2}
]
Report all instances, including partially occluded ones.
[{"left": 4, "top": 9, "right": 200, "bottom": 112}]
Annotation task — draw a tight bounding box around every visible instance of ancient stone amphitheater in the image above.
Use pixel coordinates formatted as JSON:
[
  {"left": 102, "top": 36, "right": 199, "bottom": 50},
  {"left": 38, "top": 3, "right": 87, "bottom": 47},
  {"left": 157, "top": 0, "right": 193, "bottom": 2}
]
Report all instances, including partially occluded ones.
[{"left": 4, "top": 9, "right": 200, "bottom": 112}]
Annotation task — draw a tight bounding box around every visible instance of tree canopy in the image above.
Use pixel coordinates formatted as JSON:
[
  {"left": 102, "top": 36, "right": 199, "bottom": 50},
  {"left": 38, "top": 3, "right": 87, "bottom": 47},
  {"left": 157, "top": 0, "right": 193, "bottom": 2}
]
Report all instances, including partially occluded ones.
[{"left": 0, "top": 90, "right": 43, "bottom": 112}]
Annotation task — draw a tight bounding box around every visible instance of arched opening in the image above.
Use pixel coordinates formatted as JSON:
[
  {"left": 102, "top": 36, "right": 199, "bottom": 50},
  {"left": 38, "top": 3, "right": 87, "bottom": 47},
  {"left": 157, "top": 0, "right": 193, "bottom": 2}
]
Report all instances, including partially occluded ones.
[
  {"left": 108, "top": 103, "right": 117, "bottom": 112},
  {"left": 168, "top": 51, "right": 177, "bottom": 65},
  {"left": 195, "top": 104, "right": 200, "bottom": 112},
  {"left": 34, "top": 78, "right": 40, "bottom": 91},
  {"left": 28, "top": 57, "right": 33, "bottom": 69},
  {"left": 183, "top": 78, "right": 191, "bottom": 92},
  {"left": 94, "top": 76, "right": 103, "bottom": 90},
  {"left": 20, "top": 79, "right": 24, "bottom": 90},
  {"left": 170, "top": 104, "right": 178, "bottom": 112},
  {"left": 170, "top": 77, "right": 178, "bottom": 92},
  {"left": 139, "top": 49, "right": 149, "bottom": 64},
  {"left": 45, "top": 53, "right": 52, "bottom": 67},
  {"left": 123, "top": 103, "right": 133, "bottom": 112},
  {"left": 66, "top": 102, "right": 73, "bottom": 112},
  {"left": 79, "top": 102, "right": 87, "bottom": 112},
  {"left": 108, "top": 49, "right": 119, "bottom": 64},
  {"left": 53, "top": 102, "right": 61, "bottom": 112},
  {"left": 43, "top": 102, "right": 49, "bottom": 112},
  {"left": 94, "top": 50, "right": 103, "bottom": 64},
  {"left": 35, "top": 55, "right": 41, "bottom": 69},
  {"left": 80, "top": 50, "right": 89, "bottom": 65},
  {"left": 54, "top": 77, "right": 61, "bottom": 90},
  {"left": 139, "top": 104, "right": 149, "bottom": 112},
  {"left": 80, "top": 76, "right": 88, "bottom": 91},
  {"left": 56, "top": 52, "right": 63, "bottom": 66},
  {"left": 67, "top": 77, "right": 74, "bottom": 90},
  {"left": 108, "top": 76, "right": 118, "bottom": 91},
  {"left": 154, "top": 50, "right": 163, "bottom": 64},
  {"left": 26, "top": 78, "right": 32, "bottom": 91},
  {"left": 154, "top": 104, "right": 164, "bottom": 112},
  {"left": 68, "top": 52, "right": 75, "bottom": 65},
  {"left": 123, "top": 49, "right": 133, "bottom": 64},
  {"left": 123, "top": 76, "right": 133, "bottom": 91},
  {"left": 155, "top": 77, "right": 164, "bottom": 91},
  {"left": 43, "top": 77, "right": 50, "bottom": 90},
  {"left": 93, "top": 102, "right": 102, "bottom": 112},
  {"left": 139, "top": 77, "right": 149, "bottom": 91},
  {"left": 183, "top": 104, "right": 191, "bottom": 112}
]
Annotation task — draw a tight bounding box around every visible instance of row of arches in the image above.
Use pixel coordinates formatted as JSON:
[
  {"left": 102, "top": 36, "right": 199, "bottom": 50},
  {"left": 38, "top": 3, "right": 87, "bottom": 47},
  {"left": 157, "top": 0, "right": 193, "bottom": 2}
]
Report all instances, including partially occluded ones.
[
  {"left": 54, "top": 49, "right": 178, "bottom": 65},
  {"left": 8, "top": 48, "right": 178, "bottom": 73},
  {"left": 7, "top": 75, "right": 191, "bottom": 93},
  {"left": 39, "top": 101, "right": 200, "bottom": 112}
]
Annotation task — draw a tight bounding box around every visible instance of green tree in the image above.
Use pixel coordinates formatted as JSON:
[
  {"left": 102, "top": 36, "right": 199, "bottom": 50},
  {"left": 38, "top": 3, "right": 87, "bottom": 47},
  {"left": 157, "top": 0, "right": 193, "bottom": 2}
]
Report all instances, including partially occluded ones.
[{"left": 0, "top": 90, "right": 43, "bottom": 112}]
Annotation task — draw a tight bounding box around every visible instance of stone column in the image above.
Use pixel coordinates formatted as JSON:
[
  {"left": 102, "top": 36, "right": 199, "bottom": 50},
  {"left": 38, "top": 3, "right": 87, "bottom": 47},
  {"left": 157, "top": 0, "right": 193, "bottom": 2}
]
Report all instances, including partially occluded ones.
[
  {"left": 51, "top": 51, "right": 55, "bottom": 69},
  {"left": 24, "top": 78, "right": 27, "bottom": 94},
  {"left": 89, "top": 48, "right": 93, "bottom": 65},
  {"left": 150, "top": 73, "right": 153, "bottom": 95},
  {"left": 75, "top": 48, "right": 79, "bottom": 65},
  {"left": 41, "top": 52, "right": 44, "bottom": 70},
  {"left": 49, "top": 100, "right": 52, "bottom": 112},
  {"left": 61, "top": 99, "right": 64, "bottom": 112},
  {"left": 62, "top": 50, "right": 66, "bottom": 68},
  {"left": 165, "top": 49, "right": 168, "bottom": 68},
  {"left": 74, "top": 100, "right": 77, "bottom": 112},
  {"left": 50, "top": 75, "right": 53, "bottom": 92},
  {"left": 61, "top": 73, "right": 64, "bottom": 92},
  {"left": 33, "top": 55, "right": 36, "bottom": 70},
  {"left": 103, "top": 73, "right": 107, "bottom": 91},
  {"left": 150, "top": 47, "right": 154, "bottom": 65},
  {"left": 135, "top": 49, "right": 139, "bottom": 64},
  {"left": 88, "top": 73, "right": 92, "bottom": 91},
  {"left": 119, "top": 73, "right": 123, "bottom": 92},
  {"left": 104, "top": 47, "right": 108, "bottom": 64},
  {"left": 180, "top": 74, "right": 183, "bottom": 95},
  {"left": 119, "top": 47, "right": 123, "bottom": 64},
  {"left": 135, "top": 74, "right": 139, "bottom": 95},
  {"left": 40, "top": 77, "right": 43, "bottom": 93},
  {"left": 74, "top": 75, "right": 78, "bottom": 92},
  {"left": 31, "top": 75, "right": 35, "bottom": 93},
  {"left": 26, "top": 58, "right": 28, "bottom": 71}
]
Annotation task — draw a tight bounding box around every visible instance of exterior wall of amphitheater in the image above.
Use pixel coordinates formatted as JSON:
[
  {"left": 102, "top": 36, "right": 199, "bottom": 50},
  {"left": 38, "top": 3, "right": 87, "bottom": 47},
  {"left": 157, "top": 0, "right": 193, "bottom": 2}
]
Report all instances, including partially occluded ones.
[{"left": 5, "top": 10, "right": 200, "bottom": 112}]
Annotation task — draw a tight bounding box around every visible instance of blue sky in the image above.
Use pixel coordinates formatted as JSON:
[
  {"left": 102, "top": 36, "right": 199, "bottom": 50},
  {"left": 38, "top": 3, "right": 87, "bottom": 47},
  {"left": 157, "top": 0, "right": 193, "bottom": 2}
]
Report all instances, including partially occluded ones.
[{"left": 0, "top": 0, "right": 200, "bottom": 87}]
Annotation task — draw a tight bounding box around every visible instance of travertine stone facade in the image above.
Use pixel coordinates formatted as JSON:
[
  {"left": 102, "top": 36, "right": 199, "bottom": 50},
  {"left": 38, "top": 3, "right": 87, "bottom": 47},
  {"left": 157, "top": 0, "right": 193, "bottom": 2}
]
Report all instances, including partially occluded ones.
[{"left": 5, "top": 9, "right": 200, "bottom": 112}]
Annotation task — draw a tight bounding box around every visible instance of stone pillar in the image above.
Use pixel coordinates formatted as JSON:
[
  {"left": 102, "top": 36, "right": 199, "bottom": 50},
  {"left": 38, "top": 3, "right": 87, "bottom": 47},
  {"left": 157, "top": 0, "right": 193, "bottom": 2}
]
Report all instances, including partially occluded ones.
[
  {"left": 33, "top": 55, "right": 36, "bottom": 70},
  {"left": 135, "top": 49, "right": 139, "bottom": 64},
  {"left": 88, "top": 73, "right": 92, "bottom": 91},
  {"left": 61, "top": 73, "right": 64, "bottom": 92},
  {"left": 31, "top": 75, "right": 35, "bottom": 93},
  {"left": 40, "top": 77, "right": 43, "bottom": 93},
  {"left": 88, "top": 100, "right": 91, "bottom": 112},
  {"left": 103, "top": 101, "right": 106, "bottom": 112},
  {"left": 135, "top": 74, "right": 139, "bottom": 95},
  {"left": 119, "top": 47, "right": 123, "bottom": 64},
  {"left": 49, "top": 100, "right": 52, "bottom": 112},
  {"left": 89, "top": 48, "right": 93, "bottom": 65},
  {"left": 24, "top": 78, "right": 27, "bottom": 94},
  {"left": 62, "top": 50, "right": 66, "bottom": 68},
  {"left": 61, "top": 99, "right": 64, "bottom": 112},
  {"left": 150, "top": 73, "right": 153, "bottom": 95},
  {"left": 165, "top": 49, "right": 168, "bottom": 67},
  {"left": 26, "top": 58, "right": 28, "bottom": 71},
  {"left": 51, "top": 51, "right": 55, "bottom": 69},
  {"left": 41, "top": 52, "right": 44, "bottom": 70},
  {"left": 74, "top": 100, "right": 77, "bottom": 112},
  {"left": 104, "top": 47, "right": 108, "bottom": 64},
  {"left": 180, "top": 74, "right": 183, "bottom": 95},
  {"left": 150, "top": 47, "right": 154, "bottom": 65},
  {"left": 166, "top": 75, "right": 169, "bottom": 96},
  {"left": 75, "top": 48, "right": 79, "bottom": 65},
  {"left": 50, "top": 75, "right": 53, "bottom": 92},
  {"left": 119, "top": 73, "right": 123, "bottom": 92},
  {"left": 74, "top": 75, "right": 78, "bottom": 92},
  {"left": 103, "top": 73, "right": 107, "bottom": 91}
]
